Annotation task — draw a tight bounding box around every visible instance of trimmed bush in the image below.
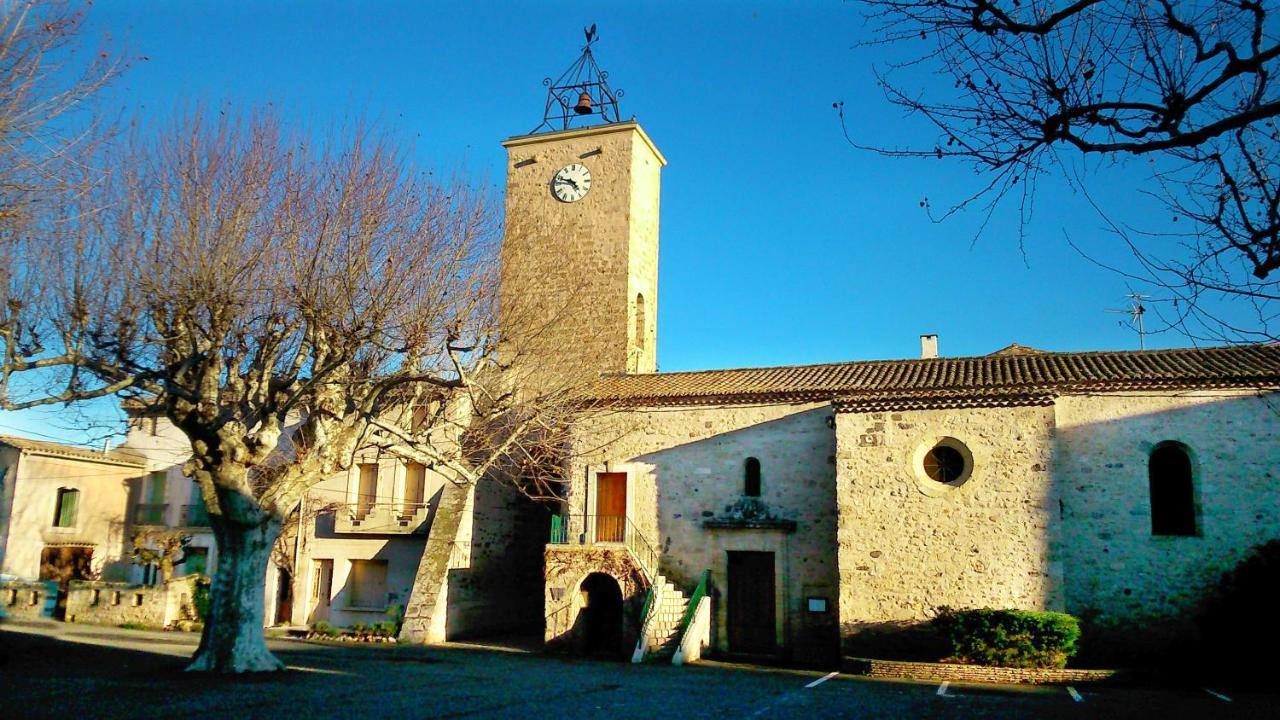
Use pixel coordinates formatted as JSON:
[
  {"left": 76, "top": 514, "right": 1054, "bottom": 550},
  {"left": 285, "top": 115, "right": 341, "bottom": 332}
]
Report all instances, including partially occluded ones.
[
  {"left": 191, "top": 577, "right": 211, "bottom": 622},
  {"left": 933, "top": 608, "right": 1081, "bottom": 669}
]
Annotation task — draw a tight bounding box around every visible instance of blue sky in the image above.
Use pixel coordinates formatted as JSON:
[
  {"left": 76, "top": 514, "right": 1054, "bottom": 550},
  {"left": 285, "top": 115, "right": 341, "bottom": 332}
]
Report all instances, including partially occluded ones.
[{"left": 0, "top": 1, "right": 1199, "bottom": 445}]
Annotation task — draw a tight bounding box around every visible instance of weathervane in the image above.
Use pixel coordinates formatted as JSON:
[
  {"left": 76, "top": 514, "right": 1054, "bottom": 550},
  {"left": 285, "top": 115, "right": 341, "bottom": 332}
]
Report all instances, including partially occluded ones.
[{"left": 533, "top": 24, "right": 625, "bottom": 133}]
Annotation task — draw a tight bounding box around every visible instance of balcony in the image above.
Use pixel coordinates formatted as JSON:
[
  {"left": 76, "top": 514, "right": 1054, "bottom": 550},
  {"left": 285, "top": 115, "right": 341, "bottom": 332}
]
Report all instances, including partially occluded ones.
[
  {"left": 180, "top": 504, "right": 211, "bottom": 527},
  {"left": 132, "top": 503, "right": 168, "bottom": 526},
  {"left": 334, "top": 502, "right": 431, "bottom": 534},
  {"left": 548, "top": 514, "right": 658, "bottom": 578}
]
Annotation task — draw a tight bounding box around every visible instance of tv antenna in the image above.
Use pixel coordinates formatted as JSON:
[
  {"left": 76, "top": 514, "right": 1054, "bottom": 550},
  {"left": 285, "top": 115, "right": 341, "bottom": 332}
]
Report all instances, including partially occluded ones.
[{"left": 1106, "top": 293, "right": 1148, "bottom": 350}]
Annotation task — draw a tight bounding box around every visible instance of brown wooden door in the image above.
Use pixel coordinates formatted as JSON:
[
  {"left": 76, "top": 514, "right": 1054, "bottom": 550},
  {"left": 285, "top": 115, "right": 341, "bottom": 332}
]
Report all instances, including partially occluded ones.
[
  {"left": 727, "top": 551, "right": 776, "bottom": 654},
  {"left": 594, "top": 472, "right": 627, "bottom": 542}
]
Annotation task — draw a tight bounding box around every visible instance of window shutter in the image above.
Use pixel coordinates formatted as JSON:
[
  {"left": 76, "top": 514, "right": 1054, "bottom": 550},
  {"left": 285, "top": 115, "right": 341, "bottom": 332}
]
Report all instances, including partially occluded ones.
[{"left": 57, "top": 489, "right": 79, "bottom": 527}]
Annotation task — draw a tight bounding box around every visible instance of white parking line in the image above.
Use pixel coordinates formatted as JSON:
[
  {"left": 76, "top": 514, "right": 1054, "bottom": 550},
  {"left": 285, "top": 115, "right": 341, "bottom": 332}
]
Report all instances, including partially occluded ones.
[
  {"left": 937, "top": 681, "right": 950, "bottom": 697},
  {"left": 1204, "top": 688, "right": 1232, "bottom": 702},
  {"left": 1066, "top": 686, "right": 1083, "bottom": 702},
  {"left": 804, "top": 671, "right": 839, "bottom": 688}
]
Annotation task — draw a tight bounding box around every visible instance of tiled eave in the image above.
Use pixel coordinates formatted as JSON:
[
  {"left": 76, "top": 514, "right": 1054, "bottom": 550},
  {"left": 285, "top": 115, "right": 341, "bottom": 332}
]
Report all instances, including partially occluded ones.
[{"left": 588, "top": 379, "right": 1279, "bottom": 412}]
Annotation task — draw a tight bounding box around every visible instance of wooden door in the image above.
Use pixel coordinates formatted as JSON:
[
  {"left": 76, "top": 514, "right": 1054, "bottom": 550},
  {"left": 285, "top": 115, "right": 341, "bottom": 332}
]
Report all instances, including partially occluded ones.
[
  {"left": 594, "top": 472, "right": 627, "bottom": 542},
  {"left": 727, "top": 551, "right": 776, "bottom": 654},
  {"left": 275, "top": 569, "right": 293, "bottom": 625},
  {"left": 310, "top": 559, "right": 333, "bottom": 622}
]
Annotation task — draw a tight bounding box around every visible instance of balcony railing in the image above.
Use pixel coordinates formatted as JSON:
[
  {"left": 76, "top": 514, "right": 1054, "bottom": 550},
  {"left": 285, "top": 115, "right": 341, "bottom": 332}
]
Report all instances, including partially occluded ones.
[
  {"left": 334, "top": 501, "right": 430, "bottom": 534},
  {"left": 548, "top": 513, "right": 658, "bottom": 581},
  {"left": 180, "top": 504, "right": 211, "bottom": 527},
  {"left": 132, "top": 503, "right": 168, "bottom": 526}
]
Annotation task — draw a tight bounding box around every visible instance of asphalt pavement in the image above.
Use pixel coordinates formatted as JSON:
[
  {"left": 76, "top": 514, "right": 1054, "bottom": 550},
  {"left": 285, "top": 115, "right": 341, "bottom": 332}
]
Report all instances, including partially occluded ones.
[{"left": 0, "top": 620, "right": 1273, "bottom": 719}]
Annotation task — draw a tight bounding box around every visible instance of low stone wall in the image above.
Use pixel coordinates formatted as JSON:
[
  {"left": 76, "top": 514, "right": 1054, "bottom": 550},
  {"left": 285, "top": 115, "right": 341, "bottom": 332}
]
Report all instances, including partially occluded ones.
[
  {"left": 65, "top": 575, "right": 202, "bottom": 628},
  {"left": 843, "top": 657, "right": 1123, "bottom": 685},
  {"left": 0, "top": 579, "right": 57, "bottom": 619}
]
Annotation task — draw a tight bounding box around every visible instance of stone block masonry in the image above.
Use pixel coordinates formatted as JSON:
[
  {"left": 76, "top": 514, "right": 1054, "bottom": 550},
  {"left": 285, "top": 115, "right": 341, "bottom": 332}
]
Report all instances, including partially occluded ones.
[
  {"left": 64, "top": 575, "right": 201, "bottom": 628},
  {"left": 843, "top": 657, "right": 1123, "bottom": 685},
  {"left": 0, "top": 579, "right": 57, "bottom": 619}
]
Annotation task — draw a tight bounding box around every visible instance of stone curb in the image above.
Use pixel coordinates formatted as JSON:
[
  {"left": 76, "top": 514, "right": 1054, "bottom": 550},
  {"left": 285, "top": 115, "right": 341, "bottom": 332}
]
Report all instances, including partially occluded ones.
[{"left": 842, "top": 656, "right": 1127, "bottom": 685}]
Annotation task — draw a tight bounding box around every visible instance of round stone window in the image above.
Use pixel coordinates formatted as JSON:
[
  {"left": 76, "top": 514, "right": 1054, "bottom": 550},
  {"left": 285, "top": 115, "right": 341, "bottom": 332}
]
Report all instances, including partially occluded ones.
[
  {"left": 914, "top": 437, "right": 974, "bottom": 493},
  {"left": 923, "top": 445, "right": 966, "bottom": 484}
]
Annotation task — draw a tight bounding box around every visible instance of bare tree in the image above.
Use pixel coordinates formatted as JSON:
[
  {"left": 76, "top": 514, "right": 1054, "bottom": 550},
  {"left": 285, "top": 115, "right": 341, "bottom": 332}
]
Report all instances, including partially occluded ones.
[
  {"left": 0, "top": 110, "right": 590, "bottom": 672},
  {"left": 129, "top": 528, "right": 192, "bottom": 583},
  {"left": 845, "top": 1, "right": 1280, "bottom": 341},
  {"left": 0, "top": 0, "right": 121, "bottom": 237}
]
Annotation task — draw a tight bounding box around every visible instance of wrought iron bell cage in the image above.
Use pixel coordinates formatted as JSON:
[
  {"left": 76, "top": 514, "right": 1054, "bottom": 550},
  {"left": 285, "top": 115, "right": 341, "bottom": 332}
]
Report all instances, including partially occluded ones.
[{"left": 533, "top": 25, "right": 625, "bottom": 133}]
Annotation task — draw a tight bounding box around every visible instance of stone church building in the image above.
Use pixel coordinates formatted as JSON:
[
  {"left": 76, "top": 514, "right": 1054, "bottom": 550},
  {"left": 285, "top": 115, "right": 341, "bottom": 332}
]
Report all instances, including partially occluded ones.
[{"left": 495, "top": 113, "right": 1280, "bottom": 664}]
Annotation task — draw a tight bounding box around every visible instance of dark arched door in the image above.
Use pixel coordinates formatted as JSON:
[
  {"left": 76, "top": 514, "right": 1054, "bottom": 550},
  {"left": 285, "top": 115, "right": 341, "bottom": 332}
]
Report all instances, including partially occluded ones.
[{"left": 580, "top": 573, "right": 623, "bottom": 656}]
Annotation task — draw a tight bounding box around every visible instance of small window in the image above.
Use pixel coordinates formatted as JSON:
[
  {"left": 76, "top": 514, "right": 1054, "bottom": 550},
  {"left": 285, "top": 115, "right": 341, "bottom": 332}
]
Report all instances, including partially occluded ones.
[
  {"left": 924, "top": 445, "right": 965, "bottom": 484},
  {"left": 404, "top": 462, "right": 427, "bottom": 516},
  {"left": 1150, "top": 443, "right": 1196, "bottom": 536},
  {"left": 53, "top": 488, "right": 80, "bottom": 528},
  {"left": 147, "top": 471, "right": 167, "bottom": 503},
  {"left": 744, "top": 457, "right": 761, "bottom": 497},
  {"left": 919, "top": 438, "right": 974, "bottom": 487},
  {"left": 356, "top": 464, "right": 378, "bottom": 520},
  {"left": 635, "top": 293, "right": 646, "bottom": 352},
  {"left": 348, "top": 559, "right": 388, "bottom": 609}
]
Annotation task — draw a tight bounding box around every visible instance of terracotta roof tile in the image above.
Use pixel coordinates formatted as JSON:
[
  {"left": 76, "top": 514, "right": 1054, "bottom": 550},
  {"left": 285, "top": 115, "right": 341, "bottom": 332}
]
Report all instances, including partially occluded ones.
[
  {"left": 0, "top": 434, "right": 146, "bottom": 467},
  {"left": 591, "top": 344, "right": 1280, "bottom": 407}
]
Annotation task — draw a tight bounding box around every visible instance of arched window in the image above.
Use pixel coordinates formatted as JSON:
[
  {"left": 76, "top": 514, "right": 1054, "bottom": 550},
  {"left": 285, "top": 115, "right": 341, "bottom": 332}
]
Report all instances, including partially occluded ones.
[
  {"left": 635, "top": 294, "right": 646, "bottom": 352},
  {"left": 1149, "top": 443, "right": 1196, "bottom": 536},
  {"left": 744, "top": 457, "right": 761, "bottom": 497}
]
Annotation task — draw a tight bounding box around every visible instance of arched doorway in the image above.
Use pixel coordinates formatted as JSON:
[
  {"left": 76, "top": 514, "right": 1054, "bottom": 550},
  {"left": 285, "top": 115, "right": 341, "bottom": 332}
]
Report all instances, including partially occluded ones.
[{"left": 579, "top": 573, "right": 623, "bottom": 656}]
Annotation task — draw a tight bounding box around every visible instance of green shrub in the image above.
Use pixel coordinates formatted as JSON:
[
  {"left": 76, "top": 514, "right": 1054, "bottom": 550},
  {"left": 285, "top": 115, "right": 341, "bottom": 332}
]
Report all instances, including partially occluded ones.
[
  {"left": 191, "top": 577, "right": 212, "bottom": 622},
  {"left": 311, "top": 620, "right": 338, "bottom": 637},
  {"left": 933, "top": 608, "right": 1081, "bottom": 669}
]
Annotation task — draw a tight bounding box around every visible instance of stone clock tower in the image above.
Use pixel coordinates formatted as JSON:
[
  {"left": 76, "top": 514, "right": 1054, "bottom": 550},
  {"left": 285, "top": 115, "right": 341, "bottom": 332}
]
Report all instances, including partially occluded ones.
[{"left": 499, "top": 118, "right": 665, "bottom": 382}]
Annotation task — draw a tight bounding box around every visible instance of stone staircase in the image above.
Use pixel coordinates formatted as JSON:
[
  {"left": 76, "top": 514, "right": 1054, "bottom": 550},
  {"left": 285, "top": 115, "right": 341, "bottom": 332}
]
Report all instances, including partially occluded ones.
[{"left": 634, "top": 573, "right": 691, "bottom": 661}]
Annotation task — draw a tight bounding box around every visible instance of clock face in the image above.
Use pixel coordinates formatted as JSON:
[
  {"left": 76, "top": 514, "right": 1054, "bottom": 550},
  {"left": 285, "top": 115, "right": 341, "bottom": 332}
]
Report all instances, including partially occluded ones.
[{"left": 551, "top": 163, "right": 592, "bottom": 202}]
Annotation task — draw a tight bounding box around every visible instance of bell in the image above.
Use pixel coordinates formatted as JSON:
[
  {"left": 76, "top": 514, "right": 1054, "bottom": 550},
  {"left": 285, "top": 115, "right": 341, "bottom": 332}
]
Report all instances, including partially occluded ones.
[{"left": 573, "top": 91, "right": 593, "bottom": 115}]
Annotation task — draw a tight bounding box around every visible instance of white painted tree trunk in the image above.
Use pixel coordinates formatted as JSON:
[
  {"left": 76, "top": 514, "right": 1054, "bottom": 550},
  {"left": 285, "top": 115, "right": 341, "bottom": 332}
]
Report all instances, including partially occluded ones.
[{"left": 186, "top": 518, "right": 284, "bottom": 673}]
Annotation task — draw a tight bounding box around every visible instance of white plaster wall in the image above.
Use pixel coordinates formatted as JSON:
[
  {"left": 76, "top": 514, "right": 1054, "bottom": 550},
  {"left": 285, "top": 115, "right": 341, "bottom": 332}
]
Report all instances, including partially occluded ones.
[
  {"left": 292, "top": 471, "right": 427, "bottom": 628},
  {"left": 0, "top": 451, "right": 141, "bottom": 580}
]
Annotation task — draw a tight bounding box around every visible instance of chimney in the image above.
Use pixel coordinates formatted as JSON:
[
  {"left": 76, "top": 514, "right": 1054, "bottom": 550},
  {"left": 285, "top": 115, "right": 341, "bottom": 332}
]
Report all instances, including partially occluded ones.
[{"left": 920, "top": 334, "right": 939, "bottom": 359}]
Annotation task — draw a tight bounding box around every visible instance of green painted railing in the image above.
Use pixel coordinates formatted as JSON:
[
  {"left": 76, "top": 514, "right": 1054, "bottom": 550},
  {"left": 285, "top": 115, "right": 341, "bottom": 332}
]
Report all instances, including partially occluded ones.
[
  {"left": 675, "top": 569, "right": 711, "bottom": 642},
  {"left": 547, "top": 513, "right": 659, "bottom": 582},
  {"left": 549, "top": 514, "right": 567, "bottom": 544}
]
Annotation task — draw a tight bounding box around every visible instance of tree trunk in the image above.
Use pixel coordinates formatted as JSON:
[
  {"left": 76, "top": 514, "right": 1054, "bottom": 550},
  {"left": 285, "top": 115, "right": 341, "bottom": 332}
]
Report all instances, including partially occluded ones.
[{"left": 186, "top": 516, "right": 284, "bottom": 673}]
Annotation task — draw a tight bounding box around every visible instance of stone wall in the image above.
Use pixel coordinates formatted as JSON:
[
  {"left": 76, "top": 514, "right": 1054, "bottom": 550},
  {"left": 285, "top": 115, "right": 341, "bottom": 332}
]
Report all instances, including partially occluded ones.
[
  {"left": 64, "top": 575, "right": 201, "bottom": 628},
  {"left": 568, "top": 401, "right": 840, "bottom": 660},
  {"left": 499, "top": 122, "right": 663, "bottom": 386},
  {"left": 843, "top": 657, "right": 1122, "bottom": 685},
  {"left": 1054, "top": 390, "right": 1280, "bottom": 654},
  {"left": 0, "top": 579, "right": 57, "bottom": 619},
  {"left": 544, "top": 544, "right": 647, "bottom": 653},
  {"left": 835, "top": 404, "right": 1059, "bottom": 658},
  {"left": 563, "top": 387, "right": 1280, "bottom": 663}
]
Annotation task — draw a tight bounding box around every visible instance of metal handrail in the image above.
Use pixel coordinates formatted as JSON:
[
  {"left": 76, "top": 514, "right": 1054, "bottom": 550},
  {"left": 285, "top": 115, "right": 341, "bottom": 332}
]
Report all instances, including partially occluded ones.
[
  {"left": 133, "top": 503, "right": 167, "bottom": 525},
  {"left": 548, "top": 513, "right": 658, "bottom": 581},
  {"left": 675, "top": 569, "right": 711, "bottom": 641},
  {"left": 180, "top": 504, "right": 210, "bottom": 527}
]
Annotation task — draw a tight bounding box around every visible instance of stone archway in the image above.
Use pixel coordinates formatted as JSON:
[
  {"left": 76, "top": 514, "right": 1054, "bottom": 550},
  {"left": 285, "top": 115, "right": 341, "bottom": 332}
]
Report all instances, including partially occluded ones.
[{"left": 579, "top": 572, "right": 624, "bottom": 656}]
